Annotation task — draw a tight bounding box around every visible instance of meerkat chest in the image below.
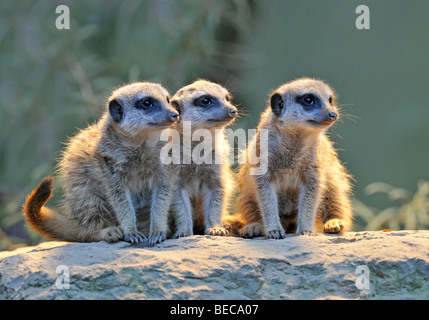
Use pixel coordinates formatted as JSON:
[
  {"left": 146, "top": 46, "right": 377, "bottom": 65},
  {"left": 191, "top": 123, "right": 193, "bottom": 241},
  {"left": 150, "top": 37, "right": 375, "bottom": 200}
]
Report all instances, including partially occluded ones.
[
  {"left": 118, "top": 146, "right": 164, "bottom": 185},
  {"left": 273, "top": 170, "right": 302, "bottom": 194},
  {"left": 179, "top": 162, "right": 220, "bottom": 195}
]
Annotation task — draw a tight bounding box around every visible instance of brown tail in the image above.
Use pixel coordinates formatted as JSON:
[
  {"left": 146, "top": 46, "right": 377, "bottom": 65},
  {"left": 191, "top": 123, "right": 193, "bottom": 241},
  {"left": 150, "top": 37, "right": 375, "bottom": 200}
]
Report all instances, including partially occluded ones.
[{"left": 23, "top": 177, "right": 76, "bottom": 241}]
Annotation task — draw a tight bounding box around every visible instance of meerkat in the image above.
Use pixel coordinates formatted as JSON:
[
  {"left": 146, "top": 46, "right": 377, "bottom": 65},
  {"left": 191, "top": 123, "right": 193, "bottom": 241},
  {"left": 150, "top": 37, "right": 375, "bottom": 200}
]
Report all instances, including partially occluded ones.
[
  {"left": 23, "top": 82, "right": 179, "bottom": 246},
  {"left": 168, "top": 79, "right": 237, "bottom": 238},
  {"left": 236, "top": 77, "right": 353, "bottom": 239}
]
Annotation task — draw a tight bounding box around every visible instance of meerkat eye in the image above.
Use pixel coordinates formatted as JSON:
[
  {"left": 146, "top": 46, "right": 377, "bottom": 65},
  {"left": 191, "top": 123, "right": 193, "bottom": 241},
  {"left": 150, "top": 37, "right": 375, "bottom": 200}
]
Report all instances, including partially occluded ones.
[
  {"left": 166, "top": 96, "right": 170, "bottom": 103},
  {"left": 136, "top": 98, "right": 154, "bottom": 109},
  {"left": 301, "top": 95, "right": 315, "bottom": 106},
  {"left": 225, "top": 95, "right": 230, "bottom": 102},
  {"left": 329, "top": 96, "right": 333, "bottom": 104},
  {"left": 298, "top": 94, "right": 320, "bottom": 111},
  {"left": 199, "top": 96, "right": 213, "bottom": 106}
]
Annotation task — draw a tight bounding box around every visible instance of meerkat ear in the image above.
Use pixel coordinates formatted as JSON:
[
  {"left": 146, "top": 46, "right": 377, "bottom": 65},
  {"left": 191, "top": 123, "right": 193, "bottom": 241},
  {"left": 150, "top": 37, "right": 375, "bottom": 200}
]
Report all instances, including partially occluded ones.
[
  {"left": 270, "top": 93, "right": 284, "bottom": 116},
  {"left": 171, "top": 100, "right": 181, "bottom": 115},
  {"left": 109, "top": 99, "right": 123, "bottom": 122}
]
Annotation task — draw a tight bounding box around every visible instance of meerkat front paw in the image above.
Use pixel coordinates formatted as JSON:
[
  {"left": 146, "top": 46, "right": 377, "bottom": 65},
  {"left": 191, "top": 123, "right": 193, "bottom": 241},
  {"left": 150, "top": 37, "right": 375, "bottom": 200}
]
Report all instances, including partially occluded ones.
[
  {"left": 100, "top": 227, "right": 124, "bottom": 243},
  {"left": 323, "top": 219, "right": 345, "bottom": 233},
  {"left": 148, "top": 231, "right": 166, "bottom": 246},
  {"left": 124, "top": 231, "right": 146, "bottom": 244},
  {"left": 173, "top": 231, "right": 192, "bottom": 239},
  {"left": 240, "top": 222, "right": 265, "bottom": 238},
  {"left": 206, "top": 226, "right": 229, "bottom": 236},
  {"left": 266, "top": 229, "right": 286, "bottom": 240},
  {"left": 297, "top": 231, "right": 316, "bottom": 236}
]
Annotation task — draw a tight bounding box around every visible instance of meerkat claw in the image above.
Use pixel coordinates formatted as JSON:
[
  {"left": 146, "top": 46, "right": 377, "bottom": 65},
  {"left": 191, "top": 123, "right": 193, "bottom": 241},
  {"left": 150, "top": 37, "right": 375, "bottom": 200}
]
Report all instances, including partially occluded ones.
[
  {"left": 148, "top": 231, "right": 166, "bottom": 246},
  {"left": 173, "top": 231, "right": 192, "bottom": 239},
  {"left": 124, "top": 232, "right": 146, "bottom": 244},
  {"left": 239, "top": 223, "right": 264, "bottom": 238},
  {"left": 297, "top": 231, "right": 316, "bottom": 236},
  {"left": 266, "top": 229, "right": 286, "bottom": 240},
  {"left": 207, "top": 227, "right": 229, "bottom": 236},
  {"left": 323, "top": 219, "right": 345, "bottom": 233},
  {"left": 101, "top": 227, "right": 124, "bottom": 243}
]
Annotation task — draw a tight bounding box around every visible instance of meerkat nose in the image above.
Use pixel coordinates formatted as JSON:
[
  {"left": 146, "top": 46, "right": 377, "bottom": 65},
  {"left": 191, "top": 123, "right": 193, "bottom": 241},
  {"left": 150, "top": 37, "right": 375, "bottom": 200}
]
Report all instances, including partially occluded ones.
[
  {"left": 328, "top": 112, "right": 337, "bottom": 120},
  {"left": 229, "top": 109, "right": 237, "bottom": 117},
  {"left": 169, "top": 112, "right": 179, "bottom": 121}
]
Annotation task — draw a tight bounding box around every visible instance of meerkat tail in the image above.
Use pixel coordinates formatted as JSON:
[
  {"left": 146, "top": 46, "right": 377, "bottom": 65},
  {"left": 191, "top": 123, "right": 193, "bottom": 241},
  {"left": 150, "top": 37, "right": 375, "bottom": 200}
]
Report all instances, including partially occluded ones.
[{"left": 23, "top": 177, "right": 76, "bottom": 241}]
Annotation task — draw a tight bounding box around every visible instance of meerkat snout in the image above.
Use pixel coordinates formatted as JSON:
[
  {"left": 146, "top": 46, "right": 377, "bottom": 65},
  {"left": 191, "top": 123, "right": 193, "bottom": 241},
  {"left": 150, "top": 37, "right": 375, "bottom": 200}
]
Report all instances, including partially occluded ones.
[
  {"left": 212, "top": 103, "right": 237, "bottom": 123},
  {"left": 224, "top": 104, "right": 238, "bottom": 119},
  {"left": 328, "top": 112, "right": 337, "bottom": 120},
  {"left": 169, "top": 112, "right": 179, "bottom": 122}
]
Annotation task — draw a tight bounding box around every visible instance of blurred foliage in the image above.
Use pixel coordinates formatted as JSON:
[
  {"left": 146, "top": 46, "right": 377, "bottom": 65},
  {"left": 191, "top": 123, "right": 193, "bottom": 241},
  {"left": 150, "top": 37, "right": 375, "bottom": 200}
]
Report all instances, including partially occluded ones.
[
  {"left": 353, "top": 181, "right": 429, "bottom": 231},
  {"left": 0, "top": 1, "right": 428, "bottom": 251}
]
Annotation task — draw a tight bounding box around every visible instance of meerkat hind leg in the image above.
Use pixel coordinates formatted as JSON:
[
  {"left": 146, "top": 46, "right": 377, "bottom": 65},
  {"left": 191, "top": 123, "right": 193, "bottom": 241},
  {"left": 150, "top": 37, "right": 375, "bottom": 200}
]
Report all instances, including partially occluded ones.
[
  {"left": 98, "top": 226, "right": 125, "bottom": 243},
  {"left": 207, "top": 225, "right": 229, "bottom": 236},
  {"left": 240, "top": 222, "right": 265, "bottom": 238}
]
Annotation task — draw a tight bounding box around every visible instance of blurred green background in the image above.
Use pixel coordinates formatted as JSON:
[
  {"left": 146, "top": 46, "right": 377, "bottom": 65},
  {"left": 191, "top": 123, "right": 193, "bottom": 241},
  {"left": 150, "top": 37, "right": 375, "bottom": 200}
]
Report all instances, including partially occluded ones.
[{"left": 1, "top": 0, "right": 428, "bottom": 250}]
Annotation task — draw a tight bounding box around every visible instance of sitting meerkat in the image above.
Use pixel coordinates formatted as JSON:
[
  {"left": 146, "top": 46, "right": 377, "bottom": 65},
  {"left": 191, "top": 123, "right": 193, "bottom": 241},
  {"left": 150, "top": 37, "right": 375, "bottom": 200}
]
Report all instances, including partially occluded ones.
[
  {"left": 23, "top": 82, "right": 179, "bottom": 246},
  {"left": 236, "top": 78, "right": 353, "bottom": 239},
  {"left": 168, "top": 79, "right": 237, "bottom": 238}
]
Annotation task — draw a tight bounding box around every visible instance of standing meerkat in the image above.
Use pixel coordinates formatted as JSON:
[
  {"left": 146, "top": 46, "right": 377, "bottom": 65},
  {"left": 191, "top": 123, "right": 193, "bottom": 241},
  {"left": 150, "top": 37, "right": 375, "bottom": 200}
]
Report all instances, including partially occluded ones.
[
  {"left": 236, "top": 78, "right": 353, "bottom": 238},
  {"left": 168, "top": 79, "right": 237, "bottom": 238},
  {"left": 23, "top": 82, "right": 179, "bottom": 246}
]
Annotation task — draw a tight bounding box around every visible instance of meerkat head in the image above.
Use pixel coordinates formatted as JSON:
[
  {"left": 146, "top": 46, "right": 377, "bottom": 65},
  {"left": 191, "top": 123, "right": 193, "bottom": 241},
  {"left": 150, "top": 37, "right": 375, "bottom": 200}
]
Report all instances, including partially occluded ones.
[
  {"left": 171, "top": 80, "right": 238, "bottom": 130},
  {"left": 269, "top": 78, "right": 338, "bottom": 131},
  {"left": 107, "top": 82, "right": 179, "bottom": 136}
]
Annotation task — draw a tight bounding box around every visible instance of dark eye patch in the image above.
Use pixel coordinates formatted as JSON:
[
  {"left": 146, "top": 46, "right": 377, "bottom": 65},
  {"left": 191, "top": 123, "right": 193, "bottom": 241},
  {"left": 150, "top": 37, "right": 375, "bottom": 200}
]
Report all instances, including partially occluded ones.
[
  {"left": 194, "top": 95, "right": 217, "bottom": 107},
  {"left": 297, "top": 94, "right": 321, "bottom": 111},
  {"left": 135, "top": 97, "right": 159, "bottom": 110}
]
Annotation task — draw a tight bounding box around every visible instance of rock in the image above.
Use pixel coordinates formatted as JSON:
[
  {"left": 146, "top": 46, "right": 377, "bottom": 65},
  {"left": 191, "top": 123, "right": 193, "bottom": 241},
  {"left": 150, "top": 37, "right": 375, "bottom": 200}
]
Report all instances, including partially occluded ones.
[{"left": 0, "top": 230, "right": 428, "bottom": 300}]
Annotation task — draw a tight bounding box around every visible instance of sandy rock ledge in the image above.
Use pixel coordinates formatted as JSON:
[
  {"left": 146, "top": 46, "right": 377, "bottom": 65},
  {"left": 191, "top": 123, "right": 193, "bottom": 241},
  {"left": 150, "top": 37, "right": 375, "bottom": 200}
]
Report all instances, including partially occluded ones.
[{"left": 0, "top": 230, "right": 428, "bottom": 300}]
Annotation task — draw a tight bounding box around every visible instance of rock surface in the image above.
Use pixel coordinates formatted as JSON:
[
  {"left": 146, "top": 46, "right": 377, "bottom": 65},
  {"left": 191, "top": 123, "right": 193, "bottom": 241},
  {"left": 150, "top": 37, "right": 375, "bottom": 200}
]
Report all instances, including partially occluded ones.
[{"left": 0, "top": 230, "right": 428, "bottom": 300}]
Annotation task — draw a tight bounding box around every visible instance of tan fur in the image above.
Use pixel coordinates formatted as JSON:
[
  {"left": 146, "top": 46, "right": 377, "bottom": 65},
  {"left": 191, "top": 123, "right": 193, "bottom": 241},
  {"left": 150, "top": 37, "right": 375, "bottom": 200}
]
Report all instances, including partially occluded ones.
[
  {"left": 235, "top": 78, "right": 353, "bottom": 238},
  {"left": 23, "top": 82, "right": 179, "bottom": 245},
  {"left": 169, "top": 80, "right": 237, "bottom": 238}
]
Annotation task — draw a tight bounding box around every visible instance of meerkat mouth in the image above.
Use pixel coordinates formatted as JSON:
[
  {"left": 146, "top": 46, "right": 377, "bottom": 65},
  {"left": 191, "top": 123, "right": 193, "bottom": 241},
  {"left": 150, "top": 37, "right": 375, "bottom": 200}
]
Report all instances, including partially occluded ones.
[
  {"left": 148, "top": 122, "right": 176, "bottom": 127},
  {"left": 307, "top": 120, "right": 335, "bottom": 127},
  {"left": 207, "top": 117, "right": 235, "bottom": 123}
]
